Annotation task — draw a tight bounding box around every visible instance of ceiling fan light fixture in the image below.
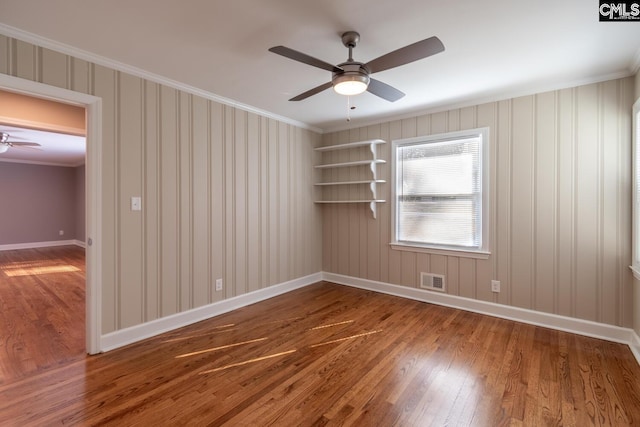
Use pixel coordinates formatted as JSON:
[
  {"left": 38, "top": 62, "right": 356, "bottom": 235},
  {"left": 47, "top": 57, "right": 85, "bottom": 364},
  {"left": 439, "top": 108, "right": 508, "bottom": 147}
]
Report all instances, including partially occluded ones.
[
  {"left": 0, "top": 144, "right": 9, "bottom": 154},
  {"left": 333, "top": 73, "right": 369, "bottom": 96}
]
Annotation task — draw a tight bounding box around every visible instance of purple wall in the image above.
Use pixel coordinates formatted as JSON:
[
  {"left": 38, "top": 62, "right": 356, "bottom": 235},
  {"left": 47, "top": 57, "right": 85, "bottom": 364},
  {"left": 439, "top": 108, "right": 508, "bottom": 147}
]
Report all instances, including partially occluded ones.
[
  {"left": 0, "top": 162, "right": 84, "bottom": 245},
  {"left": 75, "top": 165, "right": 85, "bottom": 242}
]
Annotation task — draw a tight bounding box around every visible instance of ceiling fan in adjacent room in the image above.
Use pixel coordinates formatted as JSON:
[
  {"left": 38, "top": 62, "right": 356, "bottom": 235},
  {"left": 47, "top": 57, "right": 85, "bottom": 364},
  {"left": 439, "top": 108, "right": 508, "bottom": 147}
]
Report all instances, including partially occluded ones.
[
  {"left": 0, "top": 131, "right": 41, "bottom": 154},
  {"left": 269, "top": 31, "right": 445, "bottom": 102}
]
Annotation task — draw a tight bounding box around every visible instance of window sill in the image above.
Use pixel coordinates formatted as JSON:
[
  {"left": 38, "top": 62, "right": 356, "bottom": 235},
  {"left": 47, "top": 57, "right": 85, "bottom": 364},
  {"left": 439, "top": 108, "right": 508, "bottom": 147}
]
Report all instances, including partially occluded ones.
[
  {"left": 390, "top": 242, "right": 491, "bottom": 259},
  {"left": 631, "top": 265, "right": 640, "bottom": 281}
]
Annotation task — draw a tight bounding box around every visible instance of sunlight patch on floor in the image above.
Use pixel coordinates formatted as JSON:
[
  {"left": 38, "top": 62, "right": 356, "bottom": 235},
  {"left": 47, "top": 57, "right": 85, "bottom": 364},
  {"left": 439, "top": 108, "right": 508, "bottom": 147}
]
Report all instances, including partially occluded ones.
[
  {"left": 2, "top": 264, "right": 80, "bottom": 277},
  {"left": 309, "top": 330, "right": 383, "bottom": 348},
  {"left": 199, "top": 349, "right": 297, "bottom": 374},
  {"left": 310, "top": 320, "right": 355, "bottom": 330},
  {"left": 176, "top": 337, "right": 269, "bottom": 358}
]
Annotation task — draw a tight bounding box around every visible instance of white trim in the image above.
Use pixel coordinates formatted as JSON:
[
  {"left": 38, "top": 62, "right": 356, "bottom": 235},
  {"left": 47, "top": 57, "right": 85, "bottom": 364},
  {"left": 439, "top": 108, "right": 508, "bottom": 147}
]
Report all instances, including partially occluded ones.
[
  {"left": 322, "top": 272, "right": 640, "bottom": 366},
  {"left": 391, "top": 128, "right": 490, "bottom": 255},
  {"left": 0, "top": 239, "right": 79, "bottom": 251},
  {"left": 0, "top": 23, "right": 321, "bottom": 134},
  {"left": 632, "top": 99, "right": 640, "bottom": 276},
  {"left": 631, "top": 46, "right": 640, "bottom": 74},
  {"left": 631, "top": 330, "right": 640, "bottom": 364},
  {"left": 390, "top": 243, "right": 491, "bottom": 259},
  {"left": 0, "top": 73, "right": 103, "bottom": 356},
  {"left": 99, "top": 272, "right": 322, "bottom": 352}
]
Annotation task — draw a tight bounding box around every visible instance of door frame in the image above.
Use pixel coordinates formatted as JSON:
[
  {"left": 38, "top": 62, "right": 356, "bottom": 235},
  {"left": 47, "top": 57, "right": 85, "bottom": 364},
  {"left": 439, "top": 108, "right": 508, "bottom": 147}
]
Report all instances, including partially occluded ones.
[{"left": 0, "top": 73, "right": 103, "bottom": 354}]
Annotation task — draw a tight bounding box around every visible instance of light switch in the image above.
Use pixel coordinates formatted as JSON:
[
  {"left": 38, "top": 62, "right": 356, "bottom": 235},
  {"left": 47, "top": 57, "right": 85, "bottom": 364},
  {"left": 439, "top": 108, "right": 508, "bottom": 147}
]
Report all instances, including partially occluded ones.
[{"left": 131, "top": 196, "right": 142, "bottom": 211}]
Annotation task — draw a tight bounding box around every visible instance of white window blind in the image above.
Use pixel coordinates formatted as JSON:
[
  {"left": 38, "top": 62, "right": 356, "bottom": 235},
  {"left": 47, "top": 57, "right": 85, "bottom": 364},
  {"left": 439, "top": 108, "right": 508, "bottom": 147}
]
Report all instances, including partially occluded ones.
[{"left": 392, "top": 128, "right": 489, "bottom": 256}]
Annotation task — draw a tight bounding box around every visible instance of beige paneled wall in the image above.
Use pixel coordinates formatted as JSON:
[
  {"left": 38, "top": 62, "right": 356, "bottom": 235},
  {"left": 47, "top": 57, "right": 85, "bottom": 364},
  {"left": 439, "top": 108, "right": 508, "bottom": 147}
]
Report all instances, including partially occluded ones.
[
  {"left": 0, "top": 35, "right": 322, "bottom": 333},
  {"left": 321, "top": 77, "right": 635, "bottom": 327}
]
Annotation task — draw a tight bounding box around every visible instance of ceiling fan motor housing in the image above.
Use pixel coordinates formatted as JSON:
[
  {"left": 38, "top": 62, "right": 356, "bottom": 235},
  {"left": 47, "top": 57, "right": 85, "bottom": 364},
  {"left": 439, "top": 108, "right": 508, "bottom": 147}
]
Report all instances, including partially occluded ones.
[{"left": 332, "top": 62, "right": 370, "bottom": 93}]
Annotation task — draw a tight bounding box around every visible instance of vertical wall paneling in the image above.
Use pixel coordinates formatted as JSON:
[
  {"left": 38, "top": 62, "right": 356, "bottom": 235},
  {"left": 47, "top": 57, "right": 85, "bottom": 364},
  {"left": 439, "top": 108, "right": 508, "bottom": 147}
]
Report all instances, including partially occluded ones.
[
  {"left": 191, "top": 95, "right": 209, "bottom": 306},
  {"left": 600, "top": 80, "right": 619, "bottom": 326},
  {"left": 510, "top": 96, "right": 535, "bottom": 310},
  {"left": 268, "top": 119, "right": 279, "bottom": 286},
  {"left": 556, "top": 88, "right": 576, "bottom": 318},
  {"left": 247, "top": 113, "right": 260, "bottom": 293},
  {"left": 534, "top": 92, "right": 557, "bottom": 314},
  {"left": 118, "top": 73, "right": 144, "bottom": 328},
  {"left": 210, "top": 102, "right": 225, "bottom": 303},
  {"left": 178, "top": 92, "right": 192, "bottom": 310},
  {"left": 14, "top": 40, "right": 36, "bottom": 81},
  {"left": 496, "top": 100, "right": 512, "bottom": 307},
  {"left": 223, "top": 105, "right": 235, "bottom": 298},
  {"left": 260, "top": 117, "right": 270, "bottom": 288},
  {"left": 159, "top": 86, "right": 179, "bottom": 317},
  {"left": 0, "top": 36, "right": 9, "bottom": 74},
  {"left": 278, "top": 123, "right": 289, "bottom": 284},
  {"left": 387, "top": 120, "right": 402, "bottom": 285},
  {"left": 39, "top": 48, "right": 67, "bottom": 88},
  {"left": 234, "top": 109, "right": 247, "bottom": 296},
  {"left": 575, "top": 84, "right": 600, "bottom": 322},
  {"left": 92, "top": 64, "right": 118, "bottom": 332},
  {"left": 0, "top": 35, "right": 322, "bottom": 340},
  {"left": 144, "top": 81, "right": 159, "bottom": 321},
  {"left": 70, "top": 57, "right": 90, "bottom": 94},
  {"left": 322, "top": 77, "right": 635, "bottom": 328}
]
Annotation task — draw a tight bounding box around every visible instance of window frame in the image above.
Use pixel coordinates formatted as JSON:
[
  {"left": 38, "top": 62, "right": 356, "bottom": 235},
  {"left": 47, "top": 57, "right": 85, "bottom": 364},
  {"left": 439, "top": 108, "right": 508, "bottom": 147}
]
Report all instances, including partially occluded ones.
[
  {"left": 390, "top": 127, "right": 490, "bottom": 259},
  {"left": 632, "top": 99, "right": 640, "bottom": 280}
]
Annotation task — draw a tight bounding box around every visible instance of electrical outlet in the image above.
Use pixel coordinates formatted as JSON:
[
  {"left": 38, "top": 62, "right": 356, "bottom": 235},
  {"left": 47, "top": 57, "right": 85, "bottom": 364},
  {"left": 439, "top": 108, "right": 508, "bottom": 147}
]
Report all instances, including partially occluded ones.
[
  {"left": 491, "top": 280, "right": 501, "bottom": 293},
  {"left": 59, "top": 230, "right": 64, "bottom": 236},
  {"left": 215, "top": 278, "right": 223, "bottom": 292}
]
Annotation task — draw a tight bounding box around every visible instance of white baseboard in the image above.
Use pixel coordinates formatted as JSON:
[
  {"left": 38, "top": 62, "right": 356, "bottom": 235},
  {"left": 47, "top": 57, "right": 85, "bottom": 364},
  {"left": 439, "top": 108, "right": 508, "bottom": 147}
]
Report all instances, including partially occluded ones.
[
  {"left": 631, "top": 331, "right": 640, "bottom": 364},
  {"left": 99, "top": 272, "right": 322, "bottom": 352},
  {"left": 0, "top": 239, "right": 81, "bottom": 251},
  {"left": 322, "top": 272, "right": 640, "bottom": 366}
]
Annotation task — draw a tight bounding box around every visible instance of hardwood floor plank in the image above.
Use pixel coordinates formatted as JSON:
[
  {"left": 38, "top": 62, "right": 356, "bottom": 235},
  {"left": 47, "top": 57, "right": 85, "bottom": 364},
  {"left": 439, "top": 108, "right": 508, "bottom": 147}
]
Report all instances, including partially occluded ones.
[{"left": 1, "top": 249, "right": 639, "bottom": 426}]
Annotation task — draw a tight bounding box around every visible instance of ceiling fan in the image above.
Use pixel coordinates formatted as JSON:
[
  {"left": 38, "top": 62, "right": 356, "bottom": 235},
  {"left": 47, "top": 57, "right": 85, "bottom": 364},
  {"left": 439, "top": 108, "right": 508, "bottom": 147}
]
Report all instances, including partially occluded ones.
[
  {"left": 0, "top": 131, "right": 41, "bottom": 154},
  {"left": 269, "top": 31, "right": 444, "bottom": 102}
]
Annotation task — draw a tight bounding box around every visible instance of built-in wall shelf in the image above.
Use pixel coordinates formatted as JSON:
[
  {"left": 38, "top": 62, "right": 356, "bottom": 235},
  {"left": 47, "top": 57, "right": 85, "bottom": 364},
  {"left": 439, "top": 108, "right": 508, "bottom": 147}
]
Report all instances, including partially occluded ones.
[
  {"left": 314, "top": 139, "right": 385, "bottom": 152},
  {"left": 314, "top": 139, "right": 386, "bottom": 219},
  {"left": 314, "top": 179, "right": 386, "bottom": 186},
  {"left": 314, "top": 159, "right": 386, "bottom": 169}
]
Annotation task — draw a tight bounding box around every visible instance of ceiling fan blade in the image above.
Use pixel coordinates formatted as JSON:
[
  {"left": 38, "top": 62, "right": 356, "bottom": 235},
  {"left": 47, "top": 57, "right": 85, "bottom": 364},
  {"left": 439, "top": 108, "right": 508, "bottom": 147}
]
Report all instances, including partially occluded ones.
[
  {"left": 365, "top": 36, "right": 444, "bottom": 74},
  {"left": 289, "top": 82, "right": 333, "bottom": 101},
  {"left": 11, "top": 142, "right": 41, "bottom": 147},
  {"left": 367, "top": 78, "right": 405, "bottom": 102},
  {"left": 269, "top": 46, "right": 343, "bottom": 73}
]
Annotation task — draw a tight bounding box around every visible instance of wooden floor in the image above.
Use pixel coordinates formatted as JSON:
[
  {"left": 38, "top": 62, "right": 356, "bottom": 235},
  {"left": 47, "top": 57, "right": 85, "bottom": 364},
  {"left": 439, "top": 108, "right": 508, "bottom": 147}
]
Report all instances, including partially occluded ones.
[
  {"left": 1, "top": 248, "right": 640, "bottom": 426},
  {"left": 0, "top": 246, "right": 85, "bottom": 382}
]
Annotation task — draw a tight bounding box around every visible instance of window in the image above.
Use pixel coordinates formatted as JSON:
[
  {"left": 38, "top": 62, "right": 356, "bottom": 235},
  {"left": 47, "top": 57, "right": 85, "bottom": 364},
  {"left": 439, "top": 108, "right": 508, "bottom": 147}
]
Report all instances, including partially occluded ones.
[
  {"left": 391, "top": 128, "right": 490, "bottom": 258},
  {"left": 632, "top": 99, "right": 640, "bottom": 280}
]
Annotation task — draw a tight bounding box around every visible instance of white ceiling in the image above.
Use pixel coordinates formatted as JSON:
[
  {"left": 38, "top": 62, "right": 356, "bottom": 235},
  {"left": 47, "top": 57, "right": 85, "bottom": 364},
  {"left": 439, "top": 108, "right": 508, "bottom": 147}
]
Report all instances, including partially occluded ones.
[
  {"left": 0, "top": 125, "right": 85, "bottom": 167},
  {"left": 0, "top": 0, "right": 639, "bottom": 132}
]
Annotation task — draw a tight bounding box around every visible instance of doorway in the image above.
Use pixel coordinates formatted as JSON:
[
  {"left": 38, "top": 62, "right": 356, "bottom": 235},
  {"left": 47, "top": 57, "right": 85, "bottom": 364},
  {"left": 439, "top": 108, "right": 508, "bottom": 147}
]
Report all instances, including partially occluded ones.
[{"left": 0, "top": 73, "right": 102, "bottom": 354}]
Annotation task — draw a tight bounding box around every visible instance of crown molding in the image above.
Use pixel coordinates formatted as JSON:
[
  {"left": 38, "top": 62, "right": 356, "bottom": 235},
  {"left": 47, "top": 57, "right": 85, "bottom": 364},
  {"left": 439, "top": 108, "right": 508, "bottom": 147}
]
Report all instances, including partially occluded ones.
[
  {"left": 0, "top": 24, "right": 322, "bottom": 134},
  {"left": 631, "top": 46, "right": 640, "bottom": 74}
]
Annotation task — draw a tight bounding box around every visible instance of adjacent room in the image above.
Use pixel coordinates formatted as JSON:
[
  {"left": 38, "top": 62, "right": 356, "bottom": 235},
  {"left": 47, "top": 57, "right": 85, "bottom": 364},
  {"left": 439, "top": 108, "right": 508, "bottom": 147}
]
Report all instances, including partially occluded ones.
[{"left": 1, "top": 1, "right": 640, "bottom": 425}]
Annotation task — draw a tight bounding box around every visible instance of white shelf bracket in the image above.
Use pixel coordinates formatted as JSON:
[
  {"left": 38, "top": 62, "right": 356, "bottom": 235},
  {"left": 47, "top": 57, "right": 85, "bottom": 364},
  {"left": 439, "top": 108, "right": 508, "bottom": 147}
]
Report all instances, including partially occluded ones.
[
  {"left": 369, "top": 201, "right": 377, "bottom": 219},
  {"left": 369, "top": 161, "right": 377, "bottom": 180}
]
